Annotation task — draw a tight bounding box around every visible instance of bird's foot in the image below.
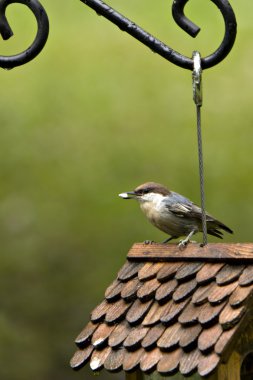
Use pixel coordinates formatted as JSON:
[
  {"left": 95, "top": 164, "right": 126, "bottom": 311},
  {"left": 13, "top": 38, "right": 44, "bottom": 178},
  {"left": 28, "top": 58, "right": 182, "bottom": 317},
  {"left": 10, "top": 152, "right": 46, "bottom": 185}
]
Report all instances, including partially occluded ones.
[
  {"left": 178, "top": 239, "right": 189, "bottom": 250},
  {"left": 178, "top": 229, "right": 197, "bottom": 250},
  {"left": 144, "top": 240, "right": 155, "bottom": 245}
]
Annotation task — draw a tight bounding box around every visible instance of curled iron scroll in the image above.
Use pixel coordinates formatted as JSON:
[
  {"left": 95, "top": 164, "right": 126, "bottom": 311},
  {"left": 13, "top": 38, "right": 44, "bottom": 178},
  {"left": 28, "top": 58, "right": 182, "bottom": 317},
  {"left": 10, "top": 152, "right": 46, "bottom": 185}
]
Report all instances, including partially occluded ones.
[
  {"left": 81, "top": 0, "right": 237, "bottom": 70},
  {"left": 0, "top": 0, "right": 49, "bottom": 69}
]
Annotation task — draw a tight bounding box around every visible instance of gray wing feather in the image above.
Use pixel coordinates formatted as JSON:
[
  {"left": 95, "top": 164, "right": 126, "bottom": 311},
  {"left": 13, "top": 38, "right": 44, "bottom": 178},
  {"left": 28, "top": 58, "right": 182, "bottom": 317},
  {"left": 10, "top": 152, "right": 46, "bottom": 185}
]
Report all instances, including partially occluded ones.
[
  {"left": 165, "top": 192, "right": 201, "bottom": 219},
  {"left": 166, "top": 191, "right": 233, "bottom": 235}
]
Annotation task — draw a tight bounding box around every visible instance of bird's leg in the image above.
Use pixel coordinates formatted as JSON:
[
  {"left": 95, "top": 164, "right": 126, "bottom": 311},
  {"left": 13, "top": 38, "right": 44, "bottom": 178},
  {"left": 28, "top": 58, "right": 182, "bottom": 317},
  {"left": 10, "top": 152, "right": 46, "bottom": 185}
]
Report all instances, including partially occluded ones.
[
  {"left": 162, "top": 236, "right": 177, "bottom": 244},
  {"left": 178, "top": 229, "right": 196, "bottom": 250}
]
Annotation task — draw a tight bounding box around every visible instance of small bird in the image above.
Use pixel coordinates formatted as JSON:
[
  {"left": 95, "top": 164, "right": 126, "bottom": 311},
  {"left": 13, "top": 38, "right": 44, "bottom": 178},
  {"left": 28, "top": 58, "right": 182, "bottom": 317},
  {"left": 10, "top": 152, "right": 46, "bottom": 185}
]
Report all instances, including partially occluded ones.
[{"left": 119, "top": 182, "right": 233, "bottom": 248}]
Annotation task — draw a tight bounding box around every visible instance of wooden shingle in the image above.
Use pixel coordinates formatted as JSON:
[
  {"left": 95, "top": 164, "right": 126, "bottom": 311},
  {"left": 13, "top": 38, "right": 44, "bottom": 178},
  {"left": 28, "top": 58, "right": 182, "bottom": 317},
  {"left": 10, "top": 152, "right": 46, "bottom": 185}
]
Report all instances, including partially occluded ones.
[{"left": 71, "top": 243, "right": 253, "bottom": 378}]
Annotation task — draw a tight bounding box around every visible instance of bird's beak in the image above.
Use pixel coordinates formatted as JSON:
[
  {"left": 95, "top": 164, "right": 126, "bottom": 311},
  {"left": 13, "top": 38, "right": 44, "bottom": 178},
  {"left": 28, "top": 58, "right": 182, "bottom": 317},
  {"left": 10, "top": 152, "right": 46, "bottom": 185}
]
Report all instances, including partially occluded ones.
[{"left": 118, "top": 191, "right": 136, "bottom": 199}]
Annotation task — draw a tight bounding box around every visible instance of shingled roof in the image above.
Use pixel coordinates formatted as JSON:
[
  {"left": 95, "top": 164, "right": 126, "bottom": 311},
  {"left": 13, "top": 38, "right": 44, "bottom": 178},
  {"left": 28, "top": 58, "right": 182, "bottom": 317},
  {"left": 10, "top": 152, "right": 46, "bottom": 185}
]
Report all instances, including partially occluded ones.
[{"left": 70, "top": 243, "right": 253, "bottom": 378}]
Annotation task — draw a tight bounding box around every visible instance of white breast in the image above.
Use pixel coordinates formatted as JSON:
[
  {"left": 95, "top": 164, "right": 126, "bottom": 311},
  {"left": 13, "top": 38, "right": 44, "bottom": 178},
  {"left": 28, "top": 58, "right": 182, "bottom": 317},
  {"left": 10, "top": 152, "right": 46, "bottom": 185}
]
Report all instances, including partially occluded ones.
[{"left": 139, "top": 193, "right": 193, "bottom": 236}]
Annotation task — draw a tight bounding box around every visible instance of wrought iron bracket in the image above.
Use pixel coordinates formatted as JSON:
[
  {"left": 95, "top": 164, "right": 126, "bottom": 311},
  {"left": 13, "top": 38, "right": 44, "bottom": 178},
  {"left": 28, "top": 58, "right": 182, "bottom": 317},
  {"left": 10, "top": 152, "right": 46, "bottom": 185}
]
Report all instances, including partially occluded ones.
[
  {"left": 80, "top": 0, "right": 237, "bottom": 70},
  {"left": 0, "top": 0, "right": 237, "bottom": 70}
]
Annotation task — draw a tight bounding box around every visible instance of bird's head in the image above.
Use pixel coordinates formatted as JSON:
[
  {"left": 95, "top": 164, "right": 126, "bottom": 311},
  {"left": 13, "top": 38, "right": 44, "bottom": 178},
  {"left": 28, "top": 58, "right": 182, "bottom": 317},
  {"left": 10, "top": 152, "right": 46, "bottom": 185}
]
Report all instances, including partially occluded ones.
[{"left": 119, "top": 182, "right": 170, "bottom": 203}]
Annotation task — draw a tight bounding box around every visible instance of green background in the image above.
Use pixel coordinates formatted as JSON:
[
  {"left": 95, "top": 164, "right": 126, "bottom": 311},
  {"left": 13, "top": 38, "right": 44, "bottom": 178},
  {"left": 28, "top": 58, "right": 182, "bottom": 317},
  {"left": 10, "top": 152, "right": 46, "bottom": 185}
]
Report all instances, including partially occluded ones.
[{"left": 0, "top": 0, "right": 251, "bottom": 379}]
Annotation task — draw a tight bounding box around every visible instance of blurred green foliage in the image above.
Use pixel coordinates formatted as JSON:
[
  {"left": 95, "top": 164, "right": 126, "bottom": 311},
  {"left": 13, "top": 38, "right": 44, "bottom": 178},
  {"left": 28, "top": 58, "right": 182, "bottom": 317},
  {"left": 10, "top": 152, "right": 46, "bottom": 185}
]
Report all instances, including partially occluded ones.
[{"left": 0, "top": 0, "right": 252, "bottom": 379}]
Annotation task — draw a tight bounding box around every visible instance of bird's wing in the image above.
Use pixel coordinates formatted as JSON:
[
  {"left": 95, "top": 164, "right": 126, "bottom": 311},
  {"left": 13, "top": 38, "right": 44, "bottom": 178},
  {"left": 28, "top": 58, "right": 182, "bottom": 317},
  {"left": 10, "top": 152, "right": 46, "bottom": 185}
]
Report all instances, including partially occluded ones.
[
  {"left": 165, "top": 192, "right": 213, "bottom": 221},
  {"left": 167, "top": 202, "right": 209, "bottom": 219},
  {"left": 166, "top": 202, "right": 193, "bottom": 218},
  {"left": 166, "top": 192, "right": 233, "bottom": 235}
]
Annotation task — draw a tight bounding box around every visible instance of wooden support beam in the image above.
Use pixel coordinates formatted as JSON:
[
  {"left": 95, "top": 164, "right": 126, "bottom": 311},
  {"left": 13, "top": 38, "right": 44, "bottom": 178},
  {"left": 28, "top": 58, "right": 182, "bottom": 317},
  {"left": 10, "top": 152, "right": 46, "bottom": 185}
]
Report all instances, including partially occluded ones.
[{"left": 127, "top": 243, "right": 253, "bottom": 263}]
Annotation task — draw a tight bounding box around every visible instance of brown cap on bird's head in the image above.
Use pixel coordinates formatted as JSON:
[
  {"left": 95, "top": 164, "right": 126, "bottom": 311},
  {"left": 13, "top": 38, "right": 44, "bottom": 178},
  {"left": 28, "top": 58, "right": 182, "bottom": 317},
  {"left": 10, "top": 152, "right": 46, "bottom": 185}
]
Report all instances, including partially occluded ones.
[{"left": 119, "top": 182, "right": 171, "bottom": 199}]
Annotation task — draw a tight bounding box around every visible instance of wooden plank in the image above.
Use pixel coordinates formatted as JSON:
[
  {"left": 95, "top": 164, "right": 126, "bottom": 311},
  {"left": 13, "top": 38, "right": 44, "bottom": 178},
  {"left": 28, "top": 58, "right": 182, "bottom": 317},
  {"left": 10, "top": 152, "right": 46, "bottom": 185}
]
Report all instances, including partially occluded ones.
[
  {"left": 126, "top": 299, "right": 153, "bottom": 325},
  {"left": 216, "top": 265, "right": 245, "bottom": 285},
  {"left": 142, "top": 302, "right": 168, "bottom": 326},
  {"left": 137, "top": 278, "right": 161, "bottom": 302},
  {"left": 105, "top": 299, "right": 131, "bottom": 324},
  {"left": 196, "top": 263, "right": 225, "bottom": 284},
  {"left": 70, "top": 346, "right": 94, "bottom": 370},
  {"left": 118, "top": 261, "right": 144, "bottom": 282},
  {"left": 156, "top": 262, "right": 184, "bottom": 282},
  {"left": 91, "top": 323, "right": 116, "bottom": 348},
  {"left": 157, "top": 322, "right": 182, "bottom": 350},
  {"left": 75, "top": 321, "right": 98, "bottom": 347},
  {"left": 127, "top": 243, "right": 253, "bottom": 262},
  {"left": 141, "top": 323, "right": 166, "bottom": 349},
  {"left": 229, "top": 284, "right": 253, "bottom": 308},
  {"left": 219, "top": 303, "right": 246, "bottom": 330},
  {"left": 108, "top": 320, "right": 131, "bottom": 348},
  {"left": 138, "top": 262, "right": 163, "bottom": 281},
  {"left": 178, "top": 301, "right": 200, "bottom": 326},
  {"left": 157, "top": 348, "right": 182, "bottom": 375},
  {"left": 198, "top": 301, "right": 226, "bottom": 326},
  {"left": 90, "top": 346, "right": 111, "bottom": 371},
  {"left": 121, "top": 277, "right": 141, "bottom": 302},
  {"left": 192, "top": 282, "right": 216, "bottom": 306},
  {"left": 155, "top": 279, "right": 177, "bottom": 303},
  {"left": 123, "top": 325, "right": 149, "bottom": 349},
  {"left": 175, "top": 262, "right": 204, "bottom": 281},
  {"left": 173, "top": 278, "right": 197, "bottom": 303},
  {"left": 179, "top": 348, "right": 202, "bottom": 376},
  {"left": 179, "top": 324, "right": 202, "bottom": 349},
  {"left": 105, "top": 279, "right": 123, "bottom": 302},
  {"left": 198, "top": 352, "right": 220, "bottom": 377},
  {"left": 198, "top": 324, "right": 223, "bottom": 353},
  {"left": 208, "top": 282, "right": 238, "bottom": 305},
  {"left": 123, "top": 348, "right": 145, "bottom": 372},
  {"left": 104, "top": 347, "right": 125, "bottom": 372},
  {"left": 239, "top": 266, "right": 253, "bottom": 286},
  {"left": 91, "top": 299, "right": 110, "bottom": 323},
  {"left": 140, "top": 347, "right": 163, "bottom": 372},
  {"left": 160, "top": 298, "right": 189, "bottom": 325}
]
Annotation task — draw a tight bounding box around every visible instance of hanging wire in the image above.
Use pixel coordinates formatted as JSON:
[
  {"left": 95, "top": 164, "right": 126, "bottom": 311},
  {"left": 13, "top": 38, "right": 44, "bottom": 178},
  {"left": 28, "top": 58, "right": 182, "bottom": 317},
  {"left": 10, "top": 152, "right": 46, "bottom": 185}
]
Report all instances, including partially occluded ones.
[{"left": 192, "top": 51, "right": 208, "bottom": 246}]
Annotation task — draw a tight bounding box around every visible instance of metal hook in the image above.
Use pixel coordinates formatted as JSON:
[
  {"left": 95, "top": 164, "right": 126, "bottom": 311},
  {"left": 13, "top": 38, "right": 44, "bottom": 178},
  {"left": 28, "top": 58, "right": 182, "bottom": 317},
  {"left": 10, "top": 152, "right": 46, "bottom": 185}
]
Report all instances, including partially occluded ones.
[
  {"left": 0, "top": 0, "right": 49, "bottom": 69},
  {"left": 172, "top": 0, "right": 237, "bottom": 69},
  {"left": 80, "top": 0, "right": 237, "bottom": 70}
]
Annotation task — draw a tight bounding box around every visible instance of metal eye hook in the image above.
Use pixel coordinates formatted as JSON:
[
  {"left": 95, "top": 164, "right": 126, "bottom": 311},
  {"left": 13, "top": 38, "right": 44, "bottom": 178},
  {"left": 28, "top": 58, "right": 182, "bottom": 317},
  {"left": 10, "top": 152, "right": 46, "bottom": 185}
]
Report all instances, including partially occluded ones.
[
  {"left": 0, "top": 0, "right": 49, "bottom": 69},
  {"left": 81, "top": 0, "right": 237, "bottom": 70}
]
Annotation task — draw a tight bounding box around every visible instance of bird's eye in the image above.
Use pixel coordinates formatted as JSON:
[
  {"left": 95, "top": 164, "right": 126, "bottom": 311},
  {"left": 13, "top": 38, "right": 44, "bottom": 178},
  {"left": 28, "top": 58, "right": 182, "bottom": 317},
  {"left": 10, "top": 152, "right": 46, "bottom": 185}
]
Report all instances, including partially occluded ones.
[{"left": 142, "top": 189, "right": 149, "bottom": 194}]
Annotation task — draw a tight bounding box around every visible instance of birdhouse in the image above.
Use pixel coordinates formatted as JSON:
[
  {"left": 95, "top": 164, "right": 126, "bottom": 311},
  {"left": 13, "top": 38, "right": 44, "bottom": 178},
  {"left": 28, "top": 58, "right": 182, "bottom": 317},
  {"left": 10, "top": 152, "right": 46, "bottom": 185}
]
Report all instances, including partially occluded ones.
[{"left": 70, "top": 243, "right": 253, "bottom": 380}]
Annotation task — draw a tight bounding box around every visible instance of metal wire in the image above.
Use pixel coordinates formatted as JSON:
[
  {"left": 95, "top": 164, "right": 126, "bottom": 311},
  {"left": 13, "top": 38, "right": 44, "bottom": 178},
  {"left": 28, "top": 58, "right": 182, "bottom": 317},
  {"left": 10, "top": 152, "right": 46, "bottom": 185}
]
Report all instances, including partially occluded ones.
[
  {"left": 196, "top": 105, "right": 208, "bottom": 246},
  {"left": 192, "top": 51, "right": 208, "bottom": 246}
]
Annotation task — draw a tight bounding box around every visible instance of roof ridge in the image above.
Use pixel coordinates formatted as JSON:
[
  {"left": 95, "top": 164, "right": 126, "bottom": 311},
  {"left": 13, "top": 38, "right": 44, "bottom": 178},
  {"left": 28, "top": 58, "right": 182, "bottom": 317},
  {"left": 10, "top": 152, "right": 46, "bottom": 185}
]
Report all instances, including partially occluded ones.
[{"left": 127, "top": 243, "right": 253, "bottom": 263}]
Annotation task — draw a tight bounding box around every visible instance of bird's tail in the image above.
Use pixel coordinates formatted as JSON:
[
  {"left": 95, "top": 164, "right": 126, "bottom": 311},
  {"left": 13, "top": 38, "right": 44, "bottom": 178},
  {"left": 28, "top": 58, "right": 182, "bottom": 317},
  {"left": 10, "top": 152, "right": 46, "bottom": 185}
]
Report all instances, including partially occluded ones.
[
  {"left": 216, "top": 221, "right": 233, "bottom": 234},
  {"left": 207, "top": 228, "right": 224, "bottom": 239},
  {"left": 207, "top": 220, "right": 233, "bottom": 239}
]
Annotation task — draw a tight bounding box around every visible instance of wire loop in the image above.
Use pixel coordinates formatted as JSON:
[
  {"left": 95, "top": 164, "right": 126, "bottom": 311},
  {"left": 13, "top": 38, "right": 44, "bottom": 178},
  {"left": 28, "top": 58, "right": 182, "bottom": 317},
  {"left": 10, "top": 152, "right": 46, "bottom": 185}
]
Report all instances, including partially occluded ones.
[
  {"left": 0, "top": 0, "right": 49, "bottom": 69},
  {"left": 81, "top": 0, "right": 237, "bottom": 70}
]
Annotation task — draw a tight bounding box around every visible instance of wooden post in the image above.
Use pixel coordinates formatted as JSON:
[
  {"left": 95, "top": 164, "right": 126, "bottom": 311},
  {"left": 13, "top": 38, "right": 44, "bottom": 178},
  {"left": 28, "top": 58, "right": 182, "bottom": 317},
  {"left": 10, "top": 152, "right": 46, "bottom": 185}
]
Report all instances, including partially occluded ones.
[
  {"left": 217, "top": 351, "right": 241, "bottom": 380},
  {"left": 126, "top": 371, "right": 143, "bottom": 380}
]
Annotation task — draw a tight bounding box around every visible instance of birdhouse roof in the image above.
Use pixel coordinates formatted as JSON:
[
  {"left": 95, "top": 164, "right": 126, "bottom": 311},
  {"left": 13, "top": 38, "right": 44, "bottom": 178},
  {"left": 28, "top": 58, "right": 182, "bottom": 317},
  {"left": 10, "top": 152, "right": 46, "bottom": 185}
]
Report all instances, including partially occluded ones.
[{"left": 70, "top": 243, "right": 253, "bottom": 377}]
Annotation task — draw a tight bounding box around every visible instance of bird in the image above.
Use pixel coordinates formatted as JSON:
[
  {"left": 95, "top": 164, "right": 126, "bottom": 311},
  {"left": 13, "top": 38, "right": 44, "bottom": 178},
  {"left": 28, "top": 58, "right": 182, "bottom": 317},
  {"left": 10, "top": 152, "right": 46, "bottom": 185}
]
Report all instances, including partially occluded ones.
[{"left": 119, "top": 182, "right": 233, "bottom": 248}]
